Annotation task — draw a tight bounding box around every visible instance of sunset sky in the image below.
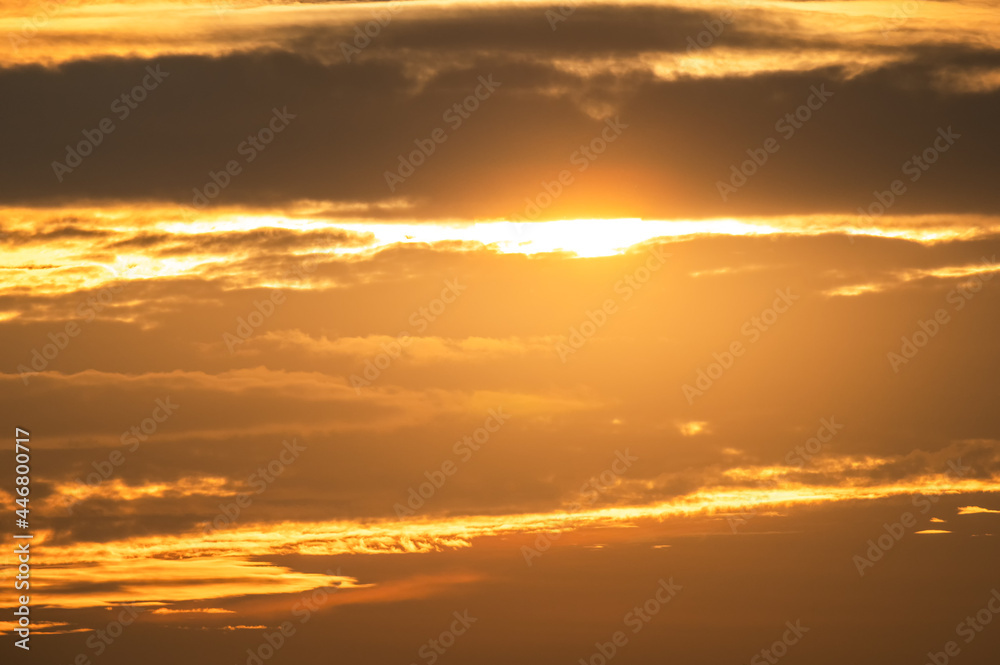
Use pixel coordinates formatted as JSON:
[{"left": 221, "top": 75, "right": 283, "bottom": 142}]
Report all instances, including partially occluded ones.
[{"left": 2, "top": 0, "right": 1000, "bottom": 664}]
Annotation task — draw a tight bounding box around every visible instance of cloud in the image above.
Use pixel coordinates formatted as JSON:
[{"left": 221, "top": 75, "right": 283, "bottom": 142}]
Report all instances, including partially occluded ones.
[
  {"left": 0, "top": 39, "right": 998, "bottom": 217},
  {"left": 34, "top": 557, "right": 364, "bottom": 610},
  {"left": 957, "top": 505, "right": 1000, "bottom": 514}
]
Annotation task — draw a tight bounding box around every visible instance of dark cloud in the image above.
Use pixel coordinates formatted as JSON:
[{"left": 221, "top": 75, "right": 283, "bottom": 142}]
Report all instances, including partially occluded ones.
[{"left": 0, "top": 35, "right": 997, "bottom": 217}]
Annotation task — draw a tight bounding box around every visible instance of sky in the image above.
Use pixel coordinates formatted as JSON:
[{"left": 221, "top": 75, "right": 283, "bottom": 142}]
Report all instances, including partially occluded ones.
[{"left": 2, "top": 1, "right": 1000, "bottom": 664}]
